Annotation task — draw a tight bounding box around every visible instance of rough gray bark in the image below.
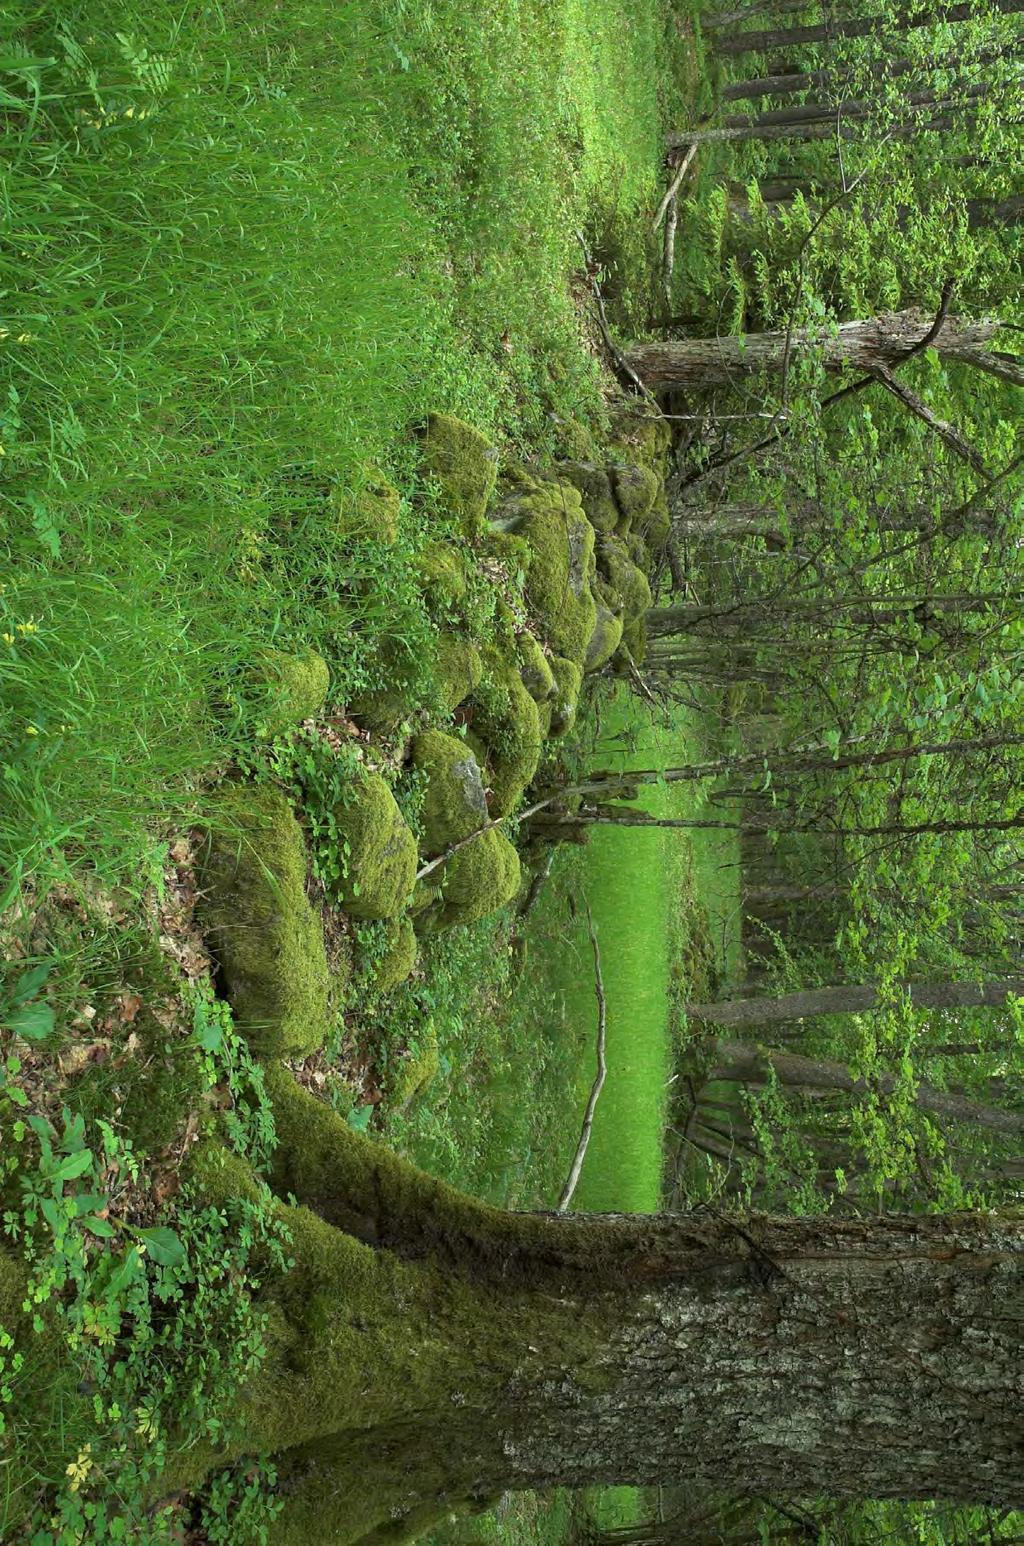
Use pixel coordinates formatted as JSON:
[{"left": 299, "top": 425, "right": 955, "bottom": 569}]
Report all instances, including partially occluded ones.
[
  {"left": 624, "top": 311, "right": 1005, "bottom": 392},
  {"left": 714, "top": 0, "right": 1024, "bottom": 56},
  {"left": 707, "top": 1036, "right": 1024, "bottom": 1138},
  {"left": 690, "top": 978, "right": 1024, "bottom": 1025}
]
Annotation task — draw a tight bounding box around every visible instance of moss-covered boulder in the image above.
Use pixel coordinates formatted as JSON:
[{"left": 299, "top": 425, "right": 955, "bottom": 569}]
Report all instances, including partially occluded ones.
[
  {"left": 584, "top": 603, "right": 625, "bottom": 674},
  {"left": 348, "top": 641, "right": 420, "bottom": 733},
  {"left": 422, "top": 413, "right": 499, "bottom": 536},
  {"left": 608, "top": 403, "right": 672, "bottom": 466},
  {"left": 198, "top": 785, "right": 330, "bottom": 1056},
  {"left": 253, "top": 648, "right": 330, "bottom": 735},
  {"left": 435, "top": 826, "right": 522, "bottom": 930},
  {"left": 412, "top": 729, "right": 488, "bottom": 851},
  {"left": 635, "top": 486, "right": 671, "bottom": 548},
  {"left": 470, "top": 651, "right": 543, "bottom": 815},
  {"left": 391, "top": 1019, "right": 440, "bottom": 1107},
  {"left": 368, "top": 917, "right": 418, "bottom": 996},
  {"left": 330, "top": 773, "right": 417, "bottom": 921},
  {"left": 336, "top": 475, "right": 401, "bottom": 544},
  {"left": 552, "top": 415, "right": 598, "bottom": 461},
  {"left": 549, "top": 655, "right": 583, "bottom": 737},
  {"left": 597, "top": 535, "right": 653, "bottom": 622},
  {"left": 416, "top": 541, "right": 471, "bottom": 617},
  {"left": 518, "top": 632, "right": 556, "bottom": 704},
  {"left": 555, "top": 461, "right": 620, "bottom": 534},
  {"left": 611, "top": 463, "right": 661, "bottom": 531},
  {"left": 513, "top": 484, "right": 597, "bottom": 665},
  {"left": 434, "top": 634, "right": 483, "bottom": 716},
  {"left": 626, "top": 531, "right": 651, "bottom": 572},
  {"left": 621, "top": 616, "right": 647, "bottom": 665}
]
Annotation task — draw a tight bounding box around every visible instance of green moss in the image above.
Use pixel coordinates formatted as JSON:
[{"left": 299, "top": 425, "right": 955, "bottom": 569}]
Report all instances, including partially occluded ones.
[
  {"left": 549, "top": 655, "right": 583, "bottom": 737},
  {"left": 411, "top": 729, "right": 488, "bottom": 852},
  {"left": 584, "top": 603, "right": 625, "bottom": 673},
  {"left": 607, "top": 403, "right": 672, "bottom": 465},
  {"left": 552, "top": 415, "right": 598, "bottom": 461},
  {"left": 554, "top": 460, "right": 619, "bottom": 533},
  {"left": 621, "top": 616, "right": 647, "bottom": 664},
  {"left": 471, "top": 650, "right": 543, "bottom": 815},
  {"left": 626, "top": 531, "right": 651, "bottom": 572},
  {"left": 480, "top": 526, "right": 532, "bottom": 579},
  {"left": 368, "top": 917, "right": 418, "bottom": 995},
  {"left": 331, "top": 773, "right": 417, "bottom": 921},
  {"left": 597, "top": 535, "right": 653, "bottom": 621},
  {"left": 198, "top": 785, "right": 330, "bottom": 1056},
  {"left": 416, "top": 542, "right": 470, "bottom": 616},
  {"left": 611, "top": 463, "right": 660, "bottom": 529},
  {"left": 336, "top": 474, "right": 402, "bottom": 544},
  {"left": 422, "top": 413, "right": 499, "bottom": 536},
  {"left": 635, "top": 486, "right": 671, "bottom": 548},
  {"left": 253, "top": 648, "right": 331, "bottom": 735},
  {"left": 434, "top": 635, "right": 483, "bottom": 716},
  {"left": 515, "top": 485, "right": 597, "bottom": 665},
  {"left": 435, "top": 826, "right": 522, "bottom": 929},
  {"left": 517, "top": 632, "right": 556, "bottom": 703},
  {"left": 390, "top": 1019, "right": 440, "bottom": 1108}
]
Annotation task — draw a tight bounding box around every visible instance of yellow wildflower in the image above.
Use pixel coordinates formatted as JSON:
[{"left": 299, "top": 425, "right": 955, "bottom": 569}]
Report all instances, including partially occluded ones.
[
  {"left": 25, "top": 726, "right": 39, "bottom": 736},
  {"left": 65, "top": 1443, "right": 92, "bottom": 1493},
  {"left": 15, "top": 620, "right": 38, "bottom": 635},
  {"left": 2, "top": 633, "right": 13, "bottom": 645}
]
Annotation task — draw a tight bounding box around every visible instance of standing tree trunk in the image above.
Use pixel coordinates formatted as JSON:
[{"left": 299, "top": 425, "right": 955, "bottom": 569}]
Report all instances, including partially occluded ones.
[
  {"left": 145, "top": 1066, "right": 1024, "bottom": 1545},
  {"left": 688, "top": 977, "right": 1024, "bottom": 1028},
  {"left": 706, "top": 1037, "right": 1024, "bottom": 1138},
  {"left": 713, "top": 0, "right": 1024, "bottom": 56},
  {"left": 624, "top": 311, "right": 1006, "bottom": 392}
]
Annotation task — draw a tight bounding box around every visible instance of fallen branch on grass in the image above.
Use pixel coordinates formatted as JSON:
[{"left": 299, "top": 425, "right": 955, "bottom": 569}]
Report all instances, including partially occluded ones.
[
  {"left": 652, "top": 143, "right": 697, "bottom": 232},
  {"left": 557, "top": 902, "right": 608, "bottom": 1211}
]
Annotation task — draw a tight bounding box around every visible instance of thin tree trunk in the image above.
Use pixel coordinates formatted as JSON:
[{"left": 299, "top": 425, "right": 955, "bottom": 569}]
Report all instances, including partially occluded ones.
[
  {"left": 691, "top": 979, "right": 1024, "bottom": 1028},
  {"left": 714, "top": 0, "right": 1024, "bottom": 56},
  {"left": 645, "top": 590, "right": 1021, "bottom": 635},
  {"left": 624, "top": 310, "right": 1003, "bottom": 392},
  {"left": 706, "top": 1037, "right": 1024, "bottom": 1138}
]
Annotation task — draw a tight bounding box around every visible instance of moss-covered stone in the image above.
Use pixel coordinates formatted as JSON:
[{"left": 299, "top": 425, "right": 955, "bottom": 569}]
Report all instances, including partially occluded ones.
[
  {"left": 335, "top": 475, "right": 401, "bottom": 544},
  {"left": 367, "top": 917, "right": 418, "bottom": 996},
  {"left": 434, "top": 634, "right": 483, "bottom": 716},
  {"left": 514, "top": 485, "right": 597, "bottom": 665},
  {"left": 584, "top": 603, "right": 625, "bottom": 673},
  {"left": 470, "top": 650, "right": 543, "bottom": 815},
  {"left": 597, "top": 535, "right": 653, "bottom": 622},
  {"left": 435, "top": 826, "right": 522, "bottom": 929},
  {"left": 608, "top": 403, "right": 672, "bottom": 465},
  {"left": 518, "top": 632, "right": 556, "bottom": 703},
  {"left": 253, "top": 648, "right": 330, "bottom": 735},
  {"left": 611, "top": 463, "right": 661, "bottom": 530},
  {"left": 390, "top": 1019, "right": 439, "bottom": 1107},
  {"left": 409, "top": 730, "right": 522, "bottom": 927},
  {"left": 198, "top": 785, "right": 330, "bottom": 1056},
  {"left": 626, "top": 531, "right": 651, "bottom": 572},
  {"left": 481, "top": 526, "right": 532, "bottom": 579},
  {"left": 549, "top": 655, "right": 583, "bottom": 737},
  {"left": 416, "top": 541, "right": 470, "bottom": 614},
  {"left": 330, "top": 773, "right": 417, "bottom": 921},
  {"left": 621, "top": 616, "right": 647, "bottom": 664},
  {"left": 555, "top": 461, "right": 620, "bottom": 534},
  {"left": 635, "top": 486, "right": 671, "bottom": 548},
  {"left": 422, "top": 413, "right": 499, "bottom": 536},
  {"left": 552, "top": 415, "right": 598, "bottom": 461},
  {"left": 412, "top": 730, "right": 488, "bottom": 851}
]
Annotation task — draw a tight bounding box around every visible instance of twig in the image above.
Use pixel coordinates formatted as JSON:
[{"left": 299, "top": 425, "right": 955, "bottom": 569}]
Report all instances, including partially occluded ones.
[
  {"left": 557, "top": 903, "right": 608, "bottom": 1211},
  {"left": 573, "top": 229, "right": 666, "bottom": 411},
  {"left": 663, "top": 196, "right": 679, "bottom": 307},
  {"left": 414, "top": 791, "right": 558, "bottom": 881},
  {"left": 652, "top": 143, "right": 697, "bottom": 231}
]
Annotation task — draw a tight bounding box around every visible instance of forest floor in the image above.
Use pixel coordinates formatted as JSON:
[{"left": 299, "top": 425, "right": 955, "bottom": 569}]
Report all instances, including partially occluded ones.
[{"left": 0, "top": 0, "right": 725, "bottom": 1541}]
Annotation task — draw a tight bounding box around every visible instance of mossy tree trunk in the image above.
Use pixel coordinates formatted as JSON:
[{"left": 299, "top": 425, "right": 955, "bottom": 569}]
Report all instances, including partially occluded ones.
[{"left": 184, "top": 1070, "right": 1024, "bottom": 1542}]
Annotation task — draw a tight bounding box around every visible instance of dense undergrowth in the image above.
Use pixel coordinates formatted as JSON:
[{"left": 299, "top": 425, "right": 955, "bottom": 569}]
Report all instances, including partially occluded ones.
[{"left": 0, "top": 0, "right": 705, "bottom": 1539}]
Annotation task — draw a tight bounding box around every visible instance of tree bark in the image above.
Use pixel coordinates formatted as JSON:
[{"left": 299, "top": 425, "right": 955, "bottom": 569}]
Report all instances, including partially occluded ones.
[
  {"left": 714, "top": 0, "right": 1024, "bottom": 56},
  {"left": 707, "top": 1037, "right": 1024, "bottom": 1138},
  {"left": 690, "top": 979, "right": 1024, "bottom": 1027},
  {"left": 645, "top": 590, "right": 1021, "bottom": 636},
  {"left": 167, "top": 1077, "right": 1024, "bottom": 1540},
  {"left": 624, "top": 310, "right": 1004, "bottom": 393}
]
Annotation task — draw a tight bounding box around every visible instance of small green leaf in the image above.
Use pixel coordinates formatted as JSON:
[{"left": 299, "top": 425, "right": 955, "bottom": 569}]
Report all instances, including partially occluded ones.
[
  {"left": 346, "top": 1104, "right": 373, "bottom": 1133},
  {"left": 83, "top": 1216, "right": 118, "bottom": 1239},
  {"left": 10, "top": 963, "right": 50, "bottom": 1005},
  {"left": 6, "top": 1001, "right": 55, "bottom": 1040},
  {"left": 50, "top": 1149, "right": 94, "bottom": 1183},
  {"left": 133, "top": 1226, "right": 186, "bottom": 1268}
]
